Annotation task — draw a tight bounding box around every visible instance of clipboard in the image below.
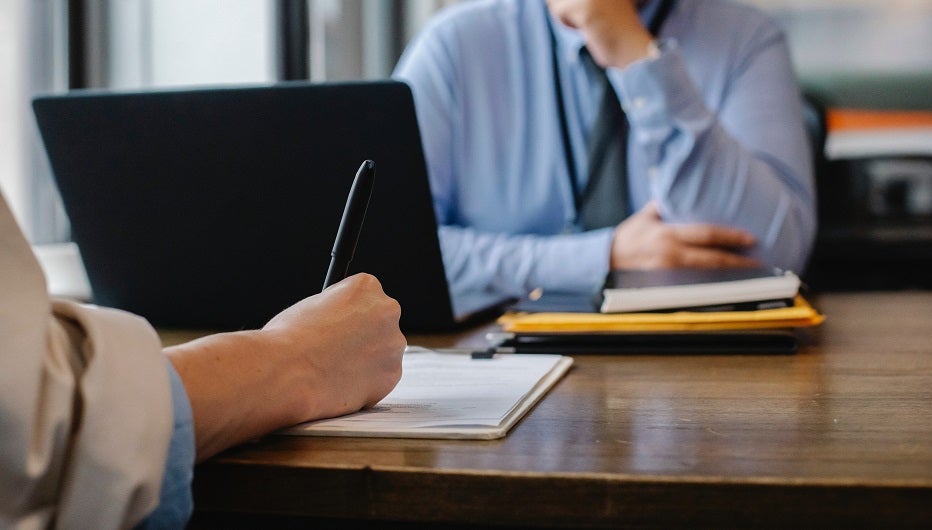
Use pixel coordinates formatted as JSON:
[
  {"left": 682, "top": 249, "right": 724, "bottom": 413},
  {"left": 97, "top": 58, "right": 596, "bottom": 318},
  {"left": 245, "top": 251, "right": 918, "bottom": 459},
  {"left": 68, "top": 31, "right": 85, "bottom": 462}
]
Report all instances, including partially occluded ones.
[{"left": 490, "top": 329, "right": 801, "bottom": 355}]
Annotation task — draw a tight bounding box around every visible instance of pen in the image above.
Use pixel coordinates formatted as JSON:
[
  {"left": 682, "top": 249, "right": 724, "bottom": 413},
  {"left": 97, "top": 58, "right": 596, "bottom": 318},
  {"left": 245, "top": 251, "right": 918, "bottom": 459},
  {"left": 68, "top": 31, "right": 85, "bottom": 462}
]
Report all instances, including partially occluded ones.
[{"left": 322, "top": 159, "right": 376, "bottom": 291}]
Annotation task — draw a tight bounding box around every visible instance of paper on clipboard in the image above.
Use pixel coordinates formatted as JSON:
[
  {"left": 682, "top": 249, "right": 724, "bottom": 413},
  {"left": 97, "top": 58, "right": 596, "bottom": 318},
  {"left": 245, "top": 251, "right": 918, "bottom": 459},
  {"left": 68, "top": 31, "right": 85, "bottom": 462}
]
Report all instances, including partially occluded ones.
[{"left": 279, "top": 348, "right": 573, "bottom": 440}]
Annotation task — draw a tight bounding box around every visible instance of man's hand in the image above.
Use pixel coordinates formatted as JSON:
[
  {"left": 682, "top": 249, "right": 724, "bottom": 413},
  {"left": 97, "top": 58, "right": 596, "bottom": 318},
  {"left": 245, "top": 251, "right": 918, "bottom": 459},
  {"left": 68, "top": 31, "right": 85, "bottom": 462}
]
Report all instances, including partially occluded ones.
[
  {"left": 546, "top": 0, "right": 653, "bottom": 69},
  {"left": 167, "top": 272, "right": 405, "bottom": 462},
  {"left": 610, "top": 202, "right": 762, "bottom": 269}
]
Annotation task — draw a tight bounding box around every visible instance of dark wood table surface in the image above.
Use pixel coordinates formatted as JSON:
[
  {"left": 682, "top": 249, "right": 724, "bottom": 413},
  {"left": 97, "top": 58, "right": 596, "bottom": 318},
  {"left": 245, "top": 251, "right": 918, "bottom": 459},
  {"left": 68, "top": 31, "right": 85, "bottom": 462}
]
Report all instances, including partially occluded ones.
[{"left": 163, "top": 291, "right": 932, "bottom": 529}]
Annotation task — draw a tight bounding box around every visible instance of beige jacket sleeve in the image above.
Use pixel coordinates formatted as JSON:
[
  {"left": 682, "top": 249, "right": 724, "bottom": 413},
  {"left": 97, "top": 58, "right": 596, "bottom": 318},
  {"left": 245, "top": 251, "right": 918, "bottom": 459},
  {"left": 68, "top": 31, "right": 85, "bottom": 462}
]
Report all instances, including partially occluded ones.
[{"left": 0, "top": 193, "right": 173, "bottom": 529}]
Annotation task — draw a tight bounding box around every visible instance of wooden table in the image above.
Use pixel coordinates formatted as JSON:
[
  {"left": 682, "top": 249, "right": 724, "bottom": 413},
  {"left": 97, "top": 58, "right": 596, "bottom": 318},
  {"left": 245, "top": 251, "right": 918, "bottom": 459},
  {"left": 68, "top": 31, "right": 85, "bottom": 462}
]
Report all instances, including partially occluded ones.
[{"left": 174, "top": 291, "right": 932, "bottom": 529}]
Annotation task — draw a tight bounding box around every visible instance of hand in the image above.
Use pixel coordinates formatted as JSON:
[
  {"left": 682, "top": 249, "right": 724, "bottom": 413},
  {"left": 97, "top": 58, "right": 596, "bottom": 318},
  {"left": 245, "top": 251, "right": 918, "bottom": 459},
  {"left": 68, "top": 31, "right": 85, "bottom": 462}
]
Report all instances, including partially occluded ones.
[
  {"left": 610, "top": 202, "right": 762, "bottom": 269},
  {"left": 167, "top": 272, "right": 406, "bottom": 461},
  {"left": 263, "top": 273, "right": 406, "bottom": 418},
  {"left": 546, "top": 0, "right": 653, "bottom": 69}
]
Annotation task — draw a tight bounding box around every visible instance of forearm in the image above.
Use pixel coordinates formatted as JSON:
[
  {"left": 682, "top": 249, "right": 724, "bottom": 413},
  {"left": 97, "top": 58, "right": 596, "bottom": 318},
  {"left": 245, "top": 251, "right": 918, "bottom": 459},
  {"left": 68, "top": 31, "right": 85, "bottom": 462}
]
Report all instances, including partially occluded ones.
[
  {"left": 165, "top": 274, "right": 407, "bottom": 461},
  {"left": 439, "top": 225, "right": 614, "bottom": 300},
  {"left": 166, "top": 275, "right": 406, "bottom": 463},
  {"left": 165, "top": 330, "right": 308, "bottom": 462},
  {"left": 657, "top": 119, "right": 816, "bottom": 271},
  {"left": 616, "top": 44, "right": 816, "bottom": 272}
]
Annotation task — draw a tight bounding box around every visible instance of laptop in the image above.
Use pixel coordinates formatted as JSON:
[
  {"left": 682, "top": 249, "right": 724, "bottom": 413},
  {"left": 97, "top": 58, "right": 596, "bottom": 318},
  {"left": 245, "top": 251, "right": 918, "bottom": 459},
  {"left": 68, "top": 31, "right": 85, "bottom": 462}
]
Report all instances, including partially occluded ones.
[{"left": 32, "top": 81, "right": 509, "bottom": 333}]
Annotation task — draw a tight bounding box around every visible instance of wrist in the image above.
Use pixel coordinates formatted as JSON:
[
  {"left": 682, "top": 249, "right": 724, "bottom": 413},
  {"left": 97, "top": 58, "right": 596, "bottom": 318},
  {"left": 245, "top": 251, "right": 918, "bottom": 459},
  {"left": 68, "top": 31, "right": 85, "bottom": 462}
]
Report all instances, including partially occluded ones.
[
  {"left": 610, "top": 31, "right": 653, "bottom": 69},
  {"left": 646, "top": 39, "right": 662, "bottom": 60}
]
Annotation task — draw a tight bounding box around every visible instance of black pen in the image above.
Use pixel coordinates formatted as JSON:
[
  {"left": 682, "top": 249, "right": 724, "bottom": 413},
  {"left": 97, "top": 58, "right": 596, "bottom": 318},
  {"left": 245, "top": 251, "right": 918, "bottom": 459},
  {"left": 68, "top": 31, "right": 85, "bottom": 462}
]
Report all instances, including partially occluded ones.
[{"left": 322, "top": 160, "right": 376, "bottom": 290}]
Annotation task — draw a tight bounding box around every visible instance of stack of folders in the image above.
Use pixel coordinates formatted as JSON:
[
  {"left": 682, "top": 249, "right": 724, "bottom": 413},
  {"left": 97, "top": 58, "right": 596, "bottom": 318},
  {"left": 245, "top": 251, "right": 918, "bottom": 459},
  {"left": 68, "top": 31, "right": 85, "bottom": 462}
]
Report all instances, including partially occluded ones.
[{"left": 495, "top": 267, "right": 825, "bottom": 354}]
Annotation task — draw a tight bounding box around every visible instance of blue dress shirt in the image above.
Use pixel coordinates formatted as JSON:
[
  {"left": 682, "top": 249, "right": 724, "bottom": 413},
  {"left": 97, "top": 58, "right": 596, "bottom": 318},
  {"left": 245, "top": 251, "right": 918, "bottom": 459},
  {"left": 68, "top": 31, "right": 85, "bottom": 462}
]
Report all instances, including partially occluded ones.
[
  {"left": 134, "top": 361, "right": 195, "bottom": 529},
  {"left": 393, "top": 0, "right": 816, "bottom": 310}
]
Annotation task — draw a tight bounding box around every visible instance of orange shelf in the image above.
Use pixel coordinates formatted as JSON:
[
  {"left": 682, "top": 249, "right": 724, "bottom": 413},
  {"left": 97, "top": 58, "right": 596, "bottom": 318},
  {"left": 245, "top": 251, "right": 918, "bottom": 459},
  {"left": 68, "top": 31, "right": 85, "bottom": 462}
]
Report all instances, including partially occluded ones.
[{"left": 828, "top": 108, "right": 932, "bottom": 132}]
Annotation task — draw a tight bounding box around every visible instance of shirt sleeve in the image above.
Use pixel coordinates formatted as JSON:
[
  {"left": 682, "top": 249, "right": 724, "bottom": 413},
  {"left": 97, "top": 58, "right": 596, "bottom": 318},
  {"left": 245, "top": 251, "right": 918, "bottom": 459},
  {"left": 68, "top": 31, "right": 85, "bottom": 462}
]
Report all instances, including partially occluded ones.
[
  {"left": 613, "top": 33, "right": 817, "bottom": 274},
  {"left": 0, "top": 192, "right": 175, "bottom": 529},
  {"left": 134, "top": 361, "right": 195, "bottom": 530},
  {"left": 438, "top": 225, "right": 615, "bottom": 304}
]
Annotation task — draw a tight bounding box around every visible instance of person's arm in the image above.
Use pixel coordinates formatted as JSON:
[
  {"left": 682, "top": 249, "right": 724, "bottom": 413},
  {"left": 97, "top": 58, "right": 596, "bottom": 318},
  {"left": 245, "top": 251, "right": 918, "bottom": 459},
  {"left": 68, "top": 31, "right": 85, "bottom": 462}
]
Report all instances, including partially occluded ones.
[
  {"left": 165, "top": 273, "right": 406, "bottom": 462},
  {"left": 3, "top": 192, "right": 405, "bottom": 527},
  {"left": 438, "top": 224, "right": 615, "bottom": 301},
  {"left": 610, "top": 201, "right": 760, "bottom": 269},
  {"left": 134, "top": 361, "right": 196, "bottom": 530},
  {"left": 1, "top": 194, "right": 174, "bottom": 529},
  {"left": 549, "top": 0, "right": 817, "bottom": 273},
  {"left": 614, "top": 37, "right": 815, "bottom": 273}
]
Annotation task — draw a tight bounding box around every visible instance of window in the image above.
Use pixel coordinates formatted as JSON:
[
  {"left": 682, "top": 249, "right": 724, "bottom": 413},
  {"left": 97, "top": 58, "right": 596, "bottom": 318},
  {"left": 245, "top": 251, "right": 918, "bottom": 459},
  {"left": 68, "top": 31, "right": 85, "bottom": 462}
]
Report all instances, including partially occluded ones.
[
  {"left": 106, "top": 1, "right": 276, "bottom": 89},
  {"left": 743, "top": 0, "right": 932, "bottom": 110},
  {"left": 1, "top": 0, "right": 461, "bottom": 244},
  {"left": 11, "top": 0, "right": 927, "bottom": 245},
  {"left": 1, "top": 0, "right": 68, "bottom": 243}
]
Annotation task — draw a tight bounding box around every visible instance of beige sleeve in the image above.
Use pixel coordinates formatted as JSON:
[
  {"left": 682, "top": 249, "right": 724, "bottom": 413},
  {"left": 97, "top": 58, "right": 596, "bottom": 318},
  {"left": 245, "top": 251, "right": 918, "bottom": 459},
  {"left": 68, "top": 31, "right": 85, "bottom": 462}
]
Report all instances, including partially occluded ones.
[{"left": 0, "top": 193, "right": 173, "bottom": 529}]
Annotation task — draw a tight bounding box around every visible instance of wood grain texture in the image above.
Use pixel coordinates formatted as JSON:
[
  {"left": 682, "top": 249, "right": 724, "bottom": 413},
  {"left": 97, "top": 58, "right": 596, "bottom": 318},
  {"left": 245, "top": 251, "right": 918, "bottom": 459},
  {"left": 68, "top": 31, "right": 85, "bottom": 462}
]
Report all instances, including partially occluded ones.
[{"left": 176, "top": 292, "right": 932, "bottom": 529}]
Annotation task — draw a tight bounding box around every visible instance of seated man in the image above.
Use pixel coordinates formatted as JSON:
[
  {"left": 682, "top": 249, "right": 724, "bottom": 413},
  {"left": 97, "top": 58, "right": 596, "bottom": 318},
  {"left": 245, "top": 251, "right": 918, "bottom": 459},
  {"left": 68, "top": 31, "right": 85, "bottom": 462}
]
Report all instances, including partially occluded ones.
[{"left": 393, "top": 0, "right": 816, "bottom": 306}]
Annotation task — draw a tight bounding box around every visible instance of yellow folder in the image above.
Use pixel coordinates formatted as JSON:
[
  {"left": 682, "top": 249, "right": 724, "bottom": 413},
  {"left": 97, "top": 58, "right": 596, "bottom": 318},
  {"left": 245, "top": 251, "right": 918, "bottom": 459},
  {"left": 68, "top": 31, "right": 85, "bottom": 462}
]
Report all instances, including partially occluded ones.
[{"left": 498, "top": 295, "right": 825, "bottom": 333}]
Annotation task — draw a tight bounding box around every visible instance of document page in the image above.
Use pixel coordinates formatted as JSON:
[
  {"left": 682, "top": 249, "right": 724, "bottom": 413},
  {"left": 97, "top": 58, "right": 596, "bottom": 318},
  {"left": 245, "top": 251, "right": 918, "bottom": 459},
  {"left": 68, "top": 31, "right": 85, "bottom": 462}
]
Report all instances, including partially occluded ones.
[{"left": 280, "top": 348, "right": 573, "bottom": 439}]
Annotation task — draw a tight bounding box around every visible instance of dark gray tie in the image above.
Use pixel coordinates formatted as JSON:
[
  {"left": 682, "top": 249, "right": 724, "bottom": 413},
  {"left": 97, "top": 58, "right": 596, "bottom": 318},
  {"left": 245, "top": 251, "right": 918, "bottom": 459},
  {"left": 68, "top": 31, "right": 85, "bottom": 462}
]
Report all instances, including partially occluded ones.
[{"left": 578, "top": 50, "right": 629, "bottom": 231}]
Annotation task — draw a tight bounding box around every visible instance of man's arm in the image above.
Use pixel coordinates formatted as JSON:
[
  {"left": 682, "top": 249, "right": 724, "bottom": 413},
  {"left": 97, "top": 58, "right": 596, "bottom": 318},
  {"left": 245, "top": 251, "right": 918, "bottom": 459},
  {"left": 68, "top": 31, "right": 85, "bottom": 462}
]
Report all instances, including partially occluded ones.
[
  {"left": 617, "top": 33, "right": 815, "bottom": 272},
  {"left": 165, "top": 273, "right": 406, "bottom": 462},
  {"left": 1, "top": 194, "right": 173, "bottom": 529},
  {"left": 550, "top": 0, "right": 817, "bottom": 272},
  {"left": 2, "top": 192, "right": 406, "bottom": 529}
]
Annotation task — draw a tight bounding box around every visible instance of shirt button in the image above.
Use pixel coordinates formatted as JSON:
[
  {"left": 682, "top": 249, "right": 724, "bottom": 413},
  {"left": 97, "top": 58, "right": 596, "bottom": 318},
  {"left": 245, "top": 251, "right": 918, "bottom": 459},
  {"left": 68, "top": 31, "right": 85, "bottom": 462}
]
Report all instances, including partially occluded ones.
[
  {"left": 632, "top": 97, "right": 647, "bottom": 110},
  {"left": 648, "top": 166, "right": 660, "bottom": 180}
]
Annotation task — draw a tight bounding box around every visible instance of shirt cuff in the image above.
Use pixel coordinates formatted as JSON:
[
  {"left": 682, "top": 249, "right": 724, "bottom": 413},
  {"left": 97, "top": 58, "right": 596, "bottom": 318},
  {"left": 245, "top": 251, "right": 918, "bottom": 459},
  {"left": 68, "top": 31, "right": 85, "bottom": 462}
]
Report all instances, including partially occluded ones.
[
  {"left": 134, "top": 361, "right": 195, "bottom": 530},
  {"left": 532, "top": 228, "right": 615, "bottom": 293},
  {"left": 612, "top": 40, "right": 709, "bottom": 134}
]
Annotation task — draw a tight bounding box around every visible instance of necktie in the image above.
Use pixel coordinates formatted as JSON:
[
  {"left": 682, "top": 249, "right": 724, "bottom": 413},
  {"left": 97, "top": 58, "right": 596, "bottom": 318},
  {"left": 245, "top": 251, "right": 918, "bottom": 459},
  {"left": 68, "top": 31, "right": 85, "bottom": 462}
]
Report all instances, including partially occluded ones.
[{"left": 577, "top": 49, "right": 629, "bottom": 231}]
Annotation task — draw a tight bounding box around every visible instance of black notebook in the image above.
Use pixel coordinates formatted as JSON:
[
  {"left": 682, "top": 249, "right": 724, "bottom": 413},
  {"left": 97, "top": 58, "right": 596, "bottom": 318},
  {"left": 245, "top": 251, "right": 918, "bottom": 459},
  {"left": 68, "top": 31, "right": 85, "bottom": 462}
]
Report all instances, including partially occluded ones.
[{"left": 599, "top": 267, "right": 800, "bottom": 313}]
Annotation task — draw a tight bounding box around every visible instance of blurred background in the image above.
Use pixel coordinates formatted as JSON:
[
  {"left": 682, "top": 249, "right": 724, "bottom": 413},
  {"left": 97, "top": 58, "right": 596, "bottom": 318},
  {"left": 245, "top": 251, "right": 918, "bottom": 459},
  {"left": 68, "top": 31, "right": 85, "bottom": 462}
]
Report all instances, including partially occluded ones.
[{"left": 2, "top": 0, "right": 930, "bottom": 290}]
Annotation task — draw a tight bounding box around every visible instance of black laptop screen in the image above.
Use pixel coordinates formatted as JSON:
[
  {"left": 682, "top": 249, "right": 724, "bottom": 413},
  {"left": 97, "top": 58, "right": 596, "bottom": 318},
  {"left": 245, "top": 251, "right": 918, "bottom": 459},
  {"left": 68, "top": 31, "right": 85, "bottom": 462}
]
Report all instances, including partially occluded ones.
[{"left": 33, "top": 81, "right": 491, "bottom": 332}]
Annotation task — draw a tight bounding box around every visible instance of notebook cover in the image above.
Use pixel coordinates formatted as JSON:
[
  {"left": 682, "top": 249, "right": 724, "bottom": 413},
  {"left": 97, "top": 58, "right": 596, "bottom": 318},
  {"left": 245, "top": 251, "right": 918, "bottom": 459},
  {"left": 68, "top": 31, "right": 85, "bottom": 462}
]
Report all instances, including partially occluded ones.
[
  {"left": 599, "top": 267, "right": 801, "bottom": 313},
  {"left": 495, "top": 329, "right": 800, "bottom": 355}
]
